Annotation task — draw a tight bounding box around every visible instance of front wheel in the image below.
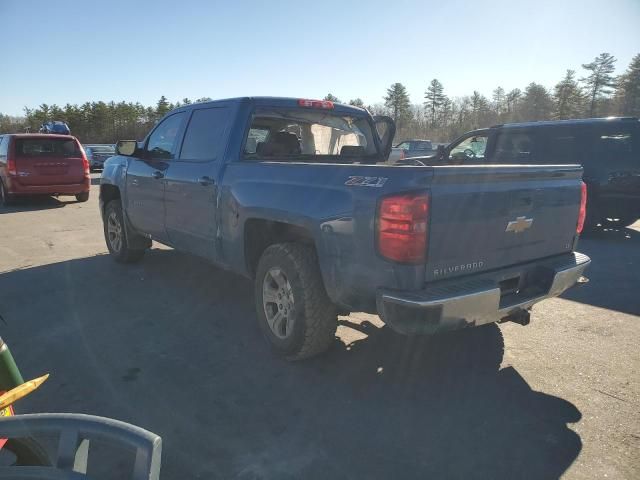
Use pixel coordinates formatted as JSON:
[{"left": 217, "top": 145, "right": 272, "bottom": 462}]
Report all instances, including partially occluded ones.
[
  {"left": 255, "top": 243, "right": 337, "bottom": 360},
  {"left": 103, "top": 200, "right": 146, "bottom": 263},
  {"left": 75, "top": 191, "right": 89, "bottom": 202}
]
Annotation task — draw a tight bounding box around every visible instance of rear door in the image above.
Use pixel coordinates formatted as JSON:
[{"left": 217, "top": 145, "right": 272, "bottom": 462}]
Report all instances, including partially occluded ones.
[
  {"left": 12, "top": 137, "right": 85, "bottom": 185},
  {"left": 425, "top": 165, "right": 583, "bottom": 282},
  {"left": 164, "top": 106, "right": 231, "bottom": 260},
  {"left": 125, "top": 112, "right": 187, "bottom": 241}
]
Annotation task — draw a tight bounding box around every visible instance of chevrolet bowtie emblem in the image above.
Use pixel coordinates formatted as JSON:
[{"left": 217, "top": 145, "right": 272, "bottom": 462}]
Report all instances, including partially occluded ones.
[{"left": 505, "top": 216, "right": 533, "bottom": 233}]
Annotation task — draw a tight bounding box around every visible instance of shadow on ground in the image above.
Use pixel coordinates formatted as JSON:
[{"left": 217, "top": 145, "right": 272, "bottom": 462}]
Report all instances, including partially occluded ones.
[
  {"left": 0, "top": 196, "right": 68, "bottom": 214},
  {"left": 562, "top": 226, "right": 640, "bottom": 315},
  {"left": 0, "top": 250, "right": 582, "bottom": 479}
]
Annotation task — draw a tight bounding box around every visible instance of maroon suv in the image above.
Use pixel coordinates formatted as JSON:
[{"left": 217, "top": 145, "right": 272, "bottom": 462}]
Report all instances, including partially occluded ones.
[{"left": 0, "top": 134, "right": 90, "bottom": 206}]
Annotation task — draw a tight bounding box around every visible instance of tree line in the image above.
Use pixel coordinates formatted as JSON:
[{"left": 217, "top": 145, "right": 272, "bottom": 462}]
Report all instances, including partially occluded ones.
[
  {"left": 331, "top": 52, "right": 640, "bottom": 142},
  {"left": 0, "top": 52, "right": 638, "bottom": 145}
]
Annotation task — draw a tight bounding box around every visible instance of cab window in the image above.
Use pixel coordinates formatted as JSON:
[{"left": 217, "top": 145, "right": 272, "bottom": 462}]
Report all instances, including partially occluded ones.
[
  {"left": 146, "top": 112, "right": 187, "bottom": 160},
  {"left": 449, "top": 135, "right": 488, "bottom": 163},
  {"left": 493, "top": 131, "right": 536, "bottom": 163}
]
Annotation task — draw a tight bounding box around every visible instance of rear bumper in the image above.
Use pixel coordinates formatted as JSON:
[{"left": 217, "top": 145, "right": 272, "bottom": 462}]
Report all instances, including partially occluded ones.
[
  {"left": 377, "top": 252, "right": 590, "bottom": 335},
  {"left": 7, "top": 177, "right": 90, "bottom": 196}
]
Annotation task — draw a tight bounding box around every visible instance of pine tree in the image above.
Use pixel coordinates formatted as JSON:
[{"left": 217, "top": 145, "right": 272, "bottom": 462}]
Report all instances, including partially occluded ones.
[
  {"left": 505, "top": 88, "right": 522, "bottom": 120},
  {"left": 616, "top": 53, "right": 640, "bottom": 116},
  {"left": 156, "top": 96, "right": 171, "bottom": 117},
  {"left": 348, "top": 98, "right": 364, "bottom": 107},
  {"left": 323, "top": 93, "right": 341, "bottom": 103},
  {"left": 384, "top": 83, "right": 411, "bottom": 126},
  {"left": 581, "top": 53, "right": 617, "bottom": 116},
  {"left": 424, "top": 79, "right": 446, "bottom": 127},
  {"left": 470, "top": 91, "right": 490, "bottom": 127},
  {"left": 492, "top": 87, "right": 506, "bottom": 116},
  {"left": 553, "top": 70, "right": 585, "bottom": 119},
  {"left": 520, "top": 83, "right": 554, "bottom": 121}
]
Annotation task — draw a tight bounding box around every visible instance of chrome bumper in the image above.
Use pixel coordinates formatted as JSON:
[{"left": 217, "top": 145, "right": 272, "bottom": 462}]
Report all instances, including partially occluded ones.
[{"left": 377, "top": 252, "right": 591, "bottom": 335}]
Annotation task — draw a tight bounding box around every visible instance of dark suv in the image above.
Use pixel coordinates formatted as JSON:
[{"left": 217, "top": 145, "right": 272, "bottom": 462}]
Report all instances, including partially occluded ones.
[{"left": 428, "top": 117, "right": 639, "bottom": 229}]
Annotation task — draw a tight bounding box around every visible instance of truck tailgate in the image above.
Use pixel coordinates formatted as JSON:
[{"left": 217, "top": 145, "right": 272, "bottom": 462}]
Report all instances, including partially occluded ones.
[{"left": 426, "top": 165, "right": 583, "bottom": 282}]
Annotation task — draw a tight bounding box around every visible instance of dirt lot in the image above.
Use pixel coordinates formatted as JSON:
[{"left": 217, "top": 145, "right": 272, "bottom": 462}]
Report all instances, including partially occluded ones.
[{"left": 0, "top": 175, "right": 638, "bottom": 479}]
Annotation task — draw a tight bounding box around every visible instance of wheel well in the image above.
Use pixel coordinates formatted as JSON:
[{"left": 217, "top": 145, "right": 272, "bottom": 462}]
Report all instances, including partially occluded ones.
[
  {"left": 100, "top": 184, "right": 120, "bottom": 211},
  {"left": 244, "top": 219, "right": 315, "bottom": 277}
]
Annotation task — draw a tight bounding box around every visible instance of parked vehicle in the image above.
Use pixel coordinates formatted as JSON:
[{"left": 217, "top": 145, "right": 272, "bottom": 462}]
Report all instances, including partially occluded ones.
[
  {"left": 38, "top": 121, "right": 70, "bottom": 135},
  {"left": 83, "top": 144, "right": 115, "bottom": 171},
  {"left": 100, "top": 97, "right": 590, "bottom": 360},
  {"left": 425, "top": 117, "right": 640, "bottom": 229},
  {"left": 0, "top": 134, "right": 90, "bottom": 205},
  {"left": 387, "top": 139, "right": 435, "bottom": 163}
]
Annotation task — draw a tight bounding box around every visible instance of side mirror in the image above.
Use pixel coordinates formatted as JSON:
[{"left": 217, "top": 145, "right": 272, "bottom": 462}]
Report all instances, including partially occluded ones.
[
  {"left": 437, "top": 144, "right": 446, "bottom": 157},
  {"left": 116, "top": 140, "right": 138, "bottom": 156},
  {"left": 373, "top": 115, "right": 396, "bottom": 160}
]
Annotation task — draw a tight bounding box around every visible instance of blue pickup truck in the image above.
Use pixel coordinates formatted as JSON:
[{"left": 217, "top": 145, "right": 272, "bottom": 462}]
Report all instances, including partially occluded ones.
[{"left": 100, "top": 97, "right": 590, "bottom": 360}]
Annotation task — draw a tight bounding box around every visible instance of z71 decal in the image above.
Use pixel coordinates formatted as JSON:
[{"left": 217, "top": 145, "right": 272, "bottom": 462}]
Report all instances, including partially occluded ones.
[{"left": 345, "top": 176, "right": 388, "bottom": 187}]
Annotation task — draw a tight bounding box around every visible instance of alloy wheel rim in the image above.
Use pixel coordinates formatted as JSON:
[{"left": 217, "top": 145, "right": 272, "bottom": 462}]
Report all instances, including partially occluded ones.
[
  {"left": 262, "top": 267, "right": 295, "bottom": 339},
  {"left": 107, "top": 211, "right": 123, "bottom": 252}
]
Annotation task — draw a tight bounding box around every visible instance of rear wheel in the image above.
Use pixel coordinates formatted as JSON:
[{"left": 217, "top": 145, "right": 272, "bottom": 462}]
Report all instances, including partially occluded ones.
[
  {"left": 103, "top": 200, "right": 146, "bottom": 263},
  {"left": 75, "top": 191, "right": 89, "bottom": 202},
  {"left": 255, "top": 243, "right": 337, "bottom": 360},
  {"left": 0, "top": 180, "right": 14, "bottom": 207}
]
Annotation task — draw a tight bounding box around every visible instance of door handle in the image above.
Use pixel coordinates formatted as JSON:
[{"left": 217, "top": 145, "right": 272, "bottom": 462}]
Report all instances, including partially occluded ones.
[
  {"left": 198, "top": 176, "right": 215, "bottom": 186},
  {"left": 152, "top": 171, "right": 164, "bottom": 180}
]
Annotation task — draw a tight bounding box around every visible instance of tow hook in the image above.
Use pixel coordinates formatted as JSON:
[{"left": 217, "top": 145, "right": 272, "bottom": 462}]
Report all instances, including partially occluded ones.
[{"left": 507, "top": 309, "right": 531, "bottom": 326}]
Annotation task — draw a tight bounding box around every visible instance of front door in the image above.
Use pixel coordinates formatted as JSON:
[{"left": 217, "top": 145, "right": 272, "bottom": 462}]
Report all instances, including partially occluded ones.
[
  {"left": 125, "top": 112, "right": 187, "bottom": 241},
  {"left": 164, "top": 106, "right": 231, "bottom": 260}
]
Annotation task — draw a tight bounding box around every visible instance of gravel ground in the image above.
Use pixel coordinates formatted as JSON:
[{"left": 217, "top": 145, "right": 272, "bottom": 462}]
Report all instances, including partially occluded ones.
[{"left": 0, "top": 175, "right": 638, "bottom": 479}]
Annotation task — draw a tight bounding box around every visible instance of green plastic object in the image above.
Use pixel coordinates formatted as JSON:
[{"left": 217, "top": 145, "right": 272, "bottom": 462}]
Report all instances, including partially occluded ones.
[{"left": 0, "top": 338, "right": 24, "bottom": 390}]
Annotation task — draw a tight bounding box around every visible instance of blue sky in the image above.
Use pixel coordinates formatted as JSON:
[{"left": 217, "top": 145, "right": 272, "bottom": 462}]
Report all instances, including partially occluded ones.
[{"left": 1, "top": 0, "right": 639, "bottom": 116}]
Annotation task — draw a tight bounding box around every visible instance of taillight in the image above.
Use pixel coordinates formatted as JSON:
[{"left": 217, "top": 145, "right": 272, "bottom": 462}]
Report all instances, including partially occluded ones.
[
  {"left": 297, "top": 99, "right": 334, "bottom": 109},
  {"left": 377, "top": 192, "right": 429, "bottom": 264},
  {"left": 81, "top": 154, "right": 90, "bottom": 176},
  {"left": 576, "top": 181, "right": 587, "bottom": 234},
  {"left": 7, "top": 155, "right": 16, "bottom": 176}
]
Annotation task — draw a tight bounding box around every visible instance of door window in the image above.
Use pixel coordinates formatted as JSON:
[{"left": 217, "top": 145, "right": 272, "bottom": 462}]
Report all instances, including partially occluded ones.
[
  {"left": 449, "top": 135, "right": 488, "bottom": 163},
  {"left": 493, "top": 131, "right": 535, "bottom": 163},
  {"left": 146, "top": 112, "right": 187, "bottom": 160},
  {"left": 395, "top": 142, "right": 410, "bottom": 150},
  {"left": 179, "top": 107, "right": 229, "bottom": 161}
]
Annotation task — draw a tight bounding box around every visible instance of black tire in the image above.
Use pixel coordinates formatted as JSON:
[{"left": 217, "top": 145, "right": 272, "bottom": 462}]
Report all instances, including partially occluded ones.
[
  {"left": 1, "top": 437, "right": 51, "bottom": 466},
  {"left": 255, "top": 243, "right": 337, "bottom": 360},
  {"left": 75, "top": 191, "right": 89, "bottom": 202},
  {"left": 0, "top": 180, "right": 14, "bottom": 207},
  {"left": 103, "top": 200, "right": 146, "bottom": 263}
]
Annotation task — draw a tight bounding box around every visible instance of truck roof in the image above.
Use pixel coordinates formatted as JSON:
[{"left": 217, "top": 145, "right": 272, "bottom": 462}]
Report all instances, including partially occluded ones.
[
  {"left": 492, "top": 117, "right": 639, "bottom": 129},
  {"left": 172, "top": 96, "right": 369, "bottom": 115}
]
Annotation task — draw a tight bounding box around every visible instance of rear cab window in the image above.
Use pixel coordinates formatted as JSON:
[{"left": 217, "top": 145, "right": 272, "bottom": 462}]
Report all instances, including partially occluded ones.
[
  {"left": 492, "top": 130, "right": 537, "bottom": 163},
  {"left": 14, "top": 137, "right": 81, "bottom": 158},
  {"left": 242, "top": 107, "right": 378, "bottom": 163}
]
